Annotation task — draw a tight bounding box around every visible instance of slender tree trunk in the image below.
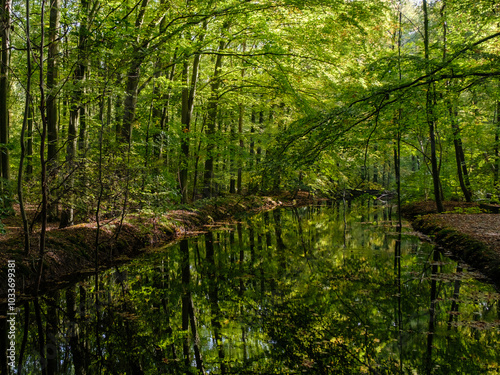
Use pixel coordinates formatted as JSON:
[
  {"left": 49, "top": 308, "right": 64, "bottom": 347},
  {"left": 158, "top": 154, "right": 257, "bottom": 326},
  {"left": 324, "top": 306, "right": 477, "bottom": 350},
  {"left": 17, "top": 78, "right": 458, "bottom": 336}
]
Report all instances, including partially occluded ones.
[
  {"left": 248, "top": 109, "right": 256, "bottom": 193},
  {"left": 46, "top": 0, "right": 60, "bottom": 221},
  {"left": 494, "top": 100, "right": 500, "bottom": 196},
  {"left": 121, "top": 0, "right": 150, "bottom": 145},
  {"left": 229, "top": 118, "right": 236, "bottom": 193},
  {"left": 47, "top": 0, "right": 60, "bottom": 166},
  {"left": 237, "top": 103, "right": 244, "bottom": 193},
  {"left": 152, "top": 7, "right": 173, "bottom": 161},
  {"left": 36, "top": 0, "right": 48, "bottom": 295},
  {"left": 77, "top": 97, "right": 87, "bottom": 154},
  {"left": 18, "top": 0, "right": 32, "bottom": 254},
  {"left": 203, "top": 23, "right": 229, "bottom": 198},
  {"left": 179, "top": 22, "right": 207, "bottom": 202},
  {"left": 114, "top": 75, "right": 123, "bottom": 139},
  {"left": 188, "top": 296, "right": 205, "bottom": 374},
  {"left": 191, "top": 114, "right": 206, "bottom": 202},
  {"left": 180, "top": 62, "right": 192, "bottom": 203},
  {"left": 237, "top": 42, "right": 246, "bottom": 193},
  {"left": 441, "top": 1, "right": 472, "bottom": 202},
  {"left": 449, "top": 102, "right": 472, "bottom": 201},
  {"left": 26, "top": 104, "right": 33, "bottom": 177},
  {"left": 121, "top": 60, "right": 141, "bottom": 144},
  {"left": 0, "top": 0, "right": 11, "bottom": 198},
  {"left": 61, "top": 0, "right": 88, "bottom": 228},
  {"left": 423, "top": 0, "right": 444, "bottom": 212}
]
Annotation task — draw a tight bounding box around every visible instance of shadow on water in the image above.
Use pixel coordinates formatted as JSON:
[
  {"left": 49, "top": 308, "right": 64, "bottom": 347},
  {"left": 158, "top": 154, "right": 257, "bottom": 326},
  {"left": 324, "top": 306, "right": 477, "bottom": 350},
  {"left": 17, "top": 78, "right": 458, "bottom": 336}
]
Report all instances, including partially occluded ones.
[{"left": 4, "top": 199, "right": 500, "bottom": 374}]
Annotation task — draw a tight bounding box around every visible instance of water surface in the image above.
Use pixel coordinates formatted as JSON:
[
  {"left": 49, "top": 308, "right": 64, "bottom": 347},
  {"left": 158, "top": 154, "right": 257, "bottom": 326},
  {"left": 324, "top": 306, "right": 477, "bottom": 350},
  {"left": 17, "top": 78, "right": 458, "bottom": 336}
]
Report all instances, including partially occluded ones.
[{"left": 10, "top": 201, "right": 500, "bottom": 374}]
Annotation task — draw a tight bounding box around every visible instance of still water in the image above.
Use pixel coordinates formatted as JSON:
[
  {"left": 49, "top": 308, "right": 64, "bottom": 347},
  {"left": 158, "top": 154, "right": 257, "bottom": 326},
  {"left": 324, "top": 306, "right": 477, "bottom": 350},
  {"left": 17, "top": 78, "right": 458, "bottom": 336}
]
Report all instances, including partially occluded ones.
[{"left": 11, "top": 201, "right": 500, "bottom": 374}]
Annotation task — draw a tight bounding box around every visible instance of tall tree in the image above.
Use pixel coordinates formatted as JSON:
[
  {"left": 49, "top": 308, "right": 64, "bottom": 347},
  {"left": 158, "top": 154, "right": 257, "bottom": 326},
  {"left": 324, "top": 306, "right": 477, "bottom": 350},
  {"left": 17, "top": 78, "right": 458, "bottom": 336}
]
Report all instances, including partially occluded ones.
[
  {"left": 423, "top": 0, "right": 444, "bottom": 212},
  {"left": 60, "top": 0, "right": 89, "bottom": 228},
  {"left": 441, "top": 0, "right": 472, "bottom": 202},
  {"left": 120, "top": 0, "right": 150, "bottom": 144},
  {"left": 0, "top": 0, "right": 11, "bottom": 200},
  {"left": 179, "top": 21, "right": 207, "bottom": 203},
  {"left": 203, "top": 21, "right": 230, "bottom": 198},
  {"left": 495, "top": 100, "right": 500, "bottom": 196},
  {"left": 237, "top": 41, "right": 246, "bottom": 193},
  {"left": 36, "top": 0, "right": 49, "bottom": 295},
  {"left": 47, "top": 0, "right": 60, "bottom": 167},
  {"left": 18, "top": 0, "right": 32, "bottom": 253},
  {"left": 47, "top": 0, "right": 60, "bottom": 220}
]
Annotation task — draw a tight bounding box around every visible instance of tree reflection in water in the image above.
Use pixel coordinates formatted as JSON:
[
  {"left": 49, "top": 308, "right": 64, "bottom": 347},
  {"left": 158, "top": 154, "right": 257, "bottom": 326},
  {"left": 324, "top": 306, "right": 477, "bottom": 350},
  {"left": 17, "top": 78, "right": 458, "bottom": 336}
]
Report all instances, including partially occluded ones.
[{"left": 10, "top": 201, "right": 500, "bottom": 374}]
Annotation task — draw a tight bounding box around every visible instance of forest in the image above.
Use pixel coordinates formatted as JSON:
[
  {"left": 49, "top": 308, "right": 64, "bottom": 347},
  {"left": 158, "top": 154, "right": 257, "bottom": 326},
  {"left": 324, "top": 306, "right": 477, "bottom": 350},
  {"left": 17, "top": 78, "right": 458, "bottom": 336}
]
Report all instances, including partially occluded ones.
[
  {"left": 1, "top": 0, "right": 500, "bottom": 374},
  {"left": 0, "top": 1, "right": 499, "bottom": 268}
]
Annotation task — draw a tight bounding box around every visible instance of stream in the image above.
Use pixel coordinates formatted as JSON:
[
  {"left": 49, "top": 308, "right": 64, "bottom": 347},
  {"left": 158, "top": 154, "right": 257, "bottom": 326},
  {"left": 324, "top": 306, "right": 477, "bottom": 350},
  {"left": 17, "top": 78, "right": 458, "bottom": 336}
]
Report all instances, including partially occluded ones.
[{"left": 7, "top": 200, "right": 500, "bottom": 374}]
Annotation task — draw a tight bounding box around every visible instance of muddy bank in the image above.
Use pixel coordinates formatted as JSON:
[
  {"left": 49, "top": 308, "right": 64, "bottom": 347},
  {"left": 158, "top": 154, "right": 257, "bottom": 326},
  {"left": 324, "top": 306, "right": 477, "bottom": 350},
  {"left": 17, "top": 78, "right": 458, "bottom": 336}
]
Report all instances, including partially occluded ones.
[
  {"left": 0, "top": 194, "right": 316, "bottom": 298},
  {"left": 402, "top": 201, "right": 500, "bottom": 289}
]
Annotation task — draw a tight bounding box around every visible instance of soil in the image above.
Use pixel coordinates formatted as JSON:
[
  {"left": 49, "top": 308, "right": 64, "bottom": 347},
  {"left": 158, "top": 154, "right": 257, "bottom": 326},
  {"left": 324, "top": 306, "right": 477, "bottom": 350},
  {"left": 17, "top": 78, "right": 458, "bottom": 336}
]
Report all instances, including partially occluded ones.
[
  {"left": 0, "top": 192, "right": 317, "bottom": 299},
  {"left": 401, "top": 201, "right": 500, "bottom": 289}
]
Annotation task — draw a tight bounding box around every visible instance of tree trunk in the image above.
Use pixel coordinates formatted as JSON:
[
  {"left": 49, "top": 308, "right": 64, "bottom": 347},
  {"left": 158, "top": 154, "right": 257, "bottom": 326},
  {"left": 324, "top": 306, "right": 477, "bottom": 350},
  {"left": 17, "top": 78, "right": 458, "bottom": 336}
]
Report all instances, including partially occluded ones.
[
  {"left": 248, "top": 109, "right": 256, "bottom": 193},
  {"left": 237, "top": 103, "right": 244, "bottom": 193},
  {"left": 179, "top": 22, "right": 207, "bottom": 203},
  {"left": 229, "top": 118, "right": 236, "bottom": 193},
  {"left": 237, "top": 42, "right": 246, "bottom": 193},
  {"left": 36, "top": 0, "right": 49, "bottom": 296},
  {"left": 423, "top": 0, "right": 444, "bottom": 212},
  {"left": 0, "top": 0, "right": 11, "bottom": 198},
  {"left": 120, "top": 0, "right": 150, "bottom": 145},
  {"left": 61, "top": 0, "right": 88, "bottom": 228},
  {"left": 26, "top": 104, "right": 33, "bottom": 178},
  {"left": 18, "top": 0, "right": 32, "bottom": 253},
  {"left": 441, "top": 0, "right": 472, "bottom": 202},
  {"left": 494, "top": 100, "right": 500, "bottom": 197},
  {"left": 203, "top": 25, "right": 228, "bottom": 198},
  {"left": 47, "top": 0, "right": 60, "bottom": 166},
  {"left": 449, "top": 101, "right": 472, "bottom": 201},
  {"left": 152, "top": 6, "right": 174, "bottom": 161},
  {"left": 179, "top": 62, "right": 192, "bottom": 203},
  {"left": 46, "top": 0, "right": 60, "bottom": 221},
  {"left": 121, "top": 59, "right": 141, "bottom": 144}
]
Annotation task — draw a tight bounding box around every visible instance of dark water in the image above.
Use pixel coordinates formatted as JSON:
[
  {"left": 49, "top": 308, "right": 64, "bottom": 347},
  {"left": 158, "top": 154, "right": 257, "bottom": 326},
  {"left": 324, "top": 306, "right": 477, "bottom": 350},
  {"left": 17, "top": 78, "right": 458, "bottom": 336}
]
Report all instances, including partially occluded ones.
[{"left": 7, "top": 202, "right": 500, "bottom": 374}]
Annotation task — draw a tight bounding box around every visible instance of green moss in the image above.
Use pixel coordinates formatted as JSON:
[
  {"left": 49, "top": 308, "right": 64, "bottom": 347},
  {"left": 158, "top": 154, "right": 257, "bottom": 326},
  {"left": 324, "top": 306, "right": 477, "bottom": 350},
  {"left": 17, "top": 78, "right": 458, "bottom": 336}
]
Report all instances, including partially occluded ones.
[{"left": 410, "top": 213, "right": 500, "bottom": 287}]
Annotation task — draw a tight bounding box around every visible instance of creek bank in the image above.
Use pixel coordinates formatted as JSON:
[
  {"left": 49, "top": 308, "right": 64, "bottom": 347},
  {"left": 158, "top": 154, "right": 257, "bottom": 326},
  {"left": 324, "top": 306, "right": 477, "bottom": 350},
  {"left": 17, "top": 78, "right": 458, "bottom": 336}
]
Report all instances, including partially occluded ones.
[
  {"left": 0, "top": 193, "right": 317, "bottom": 298},
  {"left": 402, "top": 201, "right": 500, "bottom": 289}
]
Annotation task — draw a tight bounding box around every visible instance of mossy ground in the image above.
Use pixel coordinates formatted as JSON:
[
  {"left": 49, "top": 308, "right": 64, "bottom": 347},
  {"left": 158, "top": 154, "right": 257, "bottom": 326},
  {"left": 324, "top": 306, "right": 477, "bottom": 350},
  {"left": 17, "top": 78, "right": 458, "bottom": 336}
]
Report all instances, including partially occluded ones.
[{"left": 402, "top": 201, "right": 500, "bottom": 289}]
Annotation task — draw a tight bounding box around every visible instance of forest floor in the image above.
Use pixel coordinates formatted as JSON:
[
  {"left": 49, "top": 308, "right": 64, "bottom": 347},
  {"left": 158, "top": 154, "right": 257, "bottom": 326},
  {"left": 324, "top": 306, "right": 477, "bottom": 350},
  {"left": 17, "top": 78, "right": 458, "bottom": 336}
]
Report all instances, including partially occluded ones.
[
  {"left": 401, "top": 201, "right": 500, "bottom": 289},
  {"left": 0, "top": 192, "right": 317, "bottom": 299}
]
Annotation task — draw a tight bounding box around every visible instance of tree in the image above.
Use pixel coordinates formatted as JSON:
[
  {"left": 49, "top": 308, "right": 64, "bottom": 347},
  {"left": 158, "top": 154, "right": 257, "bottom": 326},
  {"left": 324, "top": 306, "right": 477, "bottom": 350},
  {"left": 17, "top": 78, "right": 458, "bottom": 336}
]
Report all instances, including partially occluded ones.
[
  {"left": 179, "top": 20, "right": 207, "bottom": 203},
  {"left": 60, "top": 0, "right": 89, "bottom": 228},
  {"left": 0, "top": 0, "right": 11, "bottom": 204},
  {"left": 47, "top": 0, "right": 60, "bottom": 220},
  {"left": 423, "top": 0, "right": 444, "bottom": 212},
  {"left": 203, "top": 21, "right": 230, "bottom": 198}
]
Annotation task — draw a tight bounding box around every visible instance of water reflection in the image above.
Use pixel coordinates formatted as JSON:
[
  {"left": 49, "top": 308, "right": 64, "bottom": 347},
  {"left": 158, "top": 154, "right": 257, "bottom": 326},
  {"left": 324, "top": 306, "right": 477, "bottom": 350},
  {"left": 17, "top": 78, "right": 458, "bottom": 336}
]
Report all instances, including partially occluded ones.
[{"left": 6, "top": 201, "right": 500, "bottom": 374}]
